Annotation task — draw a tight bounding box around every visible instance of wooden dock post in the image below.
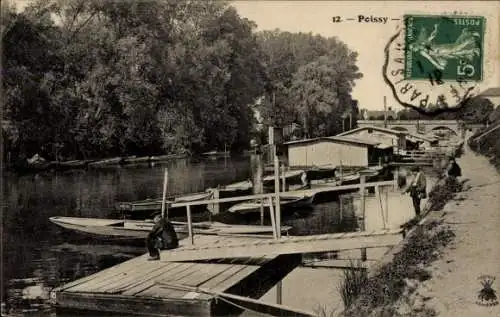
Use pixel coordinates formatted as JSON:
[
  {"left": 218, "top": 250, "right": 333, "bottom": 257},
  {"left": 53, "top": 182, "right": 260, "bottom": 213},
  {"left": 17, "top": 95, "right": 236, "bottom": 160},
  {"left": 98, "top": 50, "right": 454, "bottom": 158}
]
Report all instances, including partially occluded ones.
[
  {"left": 393, "top": 167, "right": 398, "bottom": 189},
  {"left": 161, "top": 169, "right": 169, "bottom": 219},
  {"left": 281, "top": 164, "right": 286, "bottom": 192},
  {"left": 274, "top": 147, "right": 281, "bottom": 240},
  {"left": 274, "top": 145, "right": 283, "bottom": 305},
  {"left": 359, "top": 174, "right": 367, "bottom": 261},
  {"left": 385, "top": 185, "right": 389, "bottom": 228},
  {"left": 208, "top": 188, "right": 220, "bottom": 215},
  {"left": 186, "top": 205, "right": 194, "bottom": 245},
  {"left": 339, "top": 196, "right": 343, "bottom": 223},
  {"left": 268, "top": 197, "right": 277, "bottom": 239}
]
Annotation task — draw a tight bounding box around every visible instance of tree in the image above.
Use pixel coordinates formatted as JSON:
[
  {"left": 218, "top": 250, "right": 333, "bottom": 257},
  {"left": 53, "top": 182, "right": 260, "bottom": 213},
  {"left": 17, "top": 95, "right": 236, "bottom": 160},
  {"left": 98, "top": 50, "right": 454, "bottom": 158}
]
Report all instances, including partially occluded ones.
[{"left": 257, "top": 30, "right": 362, "bottom": 135}]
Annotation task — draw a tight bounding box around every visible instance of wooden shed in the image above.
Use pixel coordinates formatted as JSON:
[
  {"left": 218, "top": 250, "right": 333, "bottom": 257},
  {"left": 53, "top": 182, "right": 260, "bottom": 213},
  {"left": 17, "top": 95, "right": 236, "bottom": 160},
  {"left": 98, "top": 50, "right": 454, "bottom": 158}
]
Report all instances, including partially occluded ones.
[
  {"left": 284, "top": 136, "right": 385, "bottom": 168},
  {"left": 337, "top": 126, "right": 408, "bottom": 152}
]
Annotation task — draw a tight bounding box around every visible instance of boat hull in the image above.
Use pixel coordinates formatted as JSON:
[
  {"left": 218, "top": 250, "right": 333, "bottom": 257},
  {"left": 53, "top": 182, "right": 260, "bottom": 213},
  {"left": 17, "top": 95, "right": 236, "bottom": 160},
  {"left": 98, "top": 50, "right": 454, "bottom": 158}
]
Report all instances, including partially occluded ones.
[
  {"left": 228, "top": 196, "right": 314, "bottom": 215},
  {"left": 116, "top": 192, "right": 212, "bottom": 218},
  {"left": 49, "top": 217, "right": 290, "bottom": 240}
]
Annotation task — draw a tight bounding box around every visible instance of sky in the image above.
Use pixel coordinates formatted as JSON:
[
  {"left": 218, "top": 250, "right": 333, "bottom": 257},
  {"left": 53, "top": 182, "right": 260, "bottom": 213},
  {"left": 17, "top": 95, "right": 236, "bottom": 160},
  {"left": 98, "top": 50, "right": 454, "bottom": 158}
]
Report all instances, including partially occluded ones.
[
  {"left": 10, "top": 0, "right": 500, "bottom": 111},
  {"left": 231, "top": 0, "right": 500, "bottom": 110}
]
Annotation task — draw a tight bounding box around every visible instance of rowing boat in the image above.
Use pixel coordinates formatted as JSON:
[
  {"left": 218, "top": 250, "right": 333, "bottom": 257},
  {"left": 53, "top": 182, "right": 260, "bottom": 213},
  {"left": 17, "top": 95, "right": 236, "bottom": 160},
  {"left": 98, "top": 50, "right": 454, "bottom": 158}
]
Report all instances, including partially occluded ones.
[
  {"left": 49, "top": 216, "right": 291, "bottom": 239},
  {"left": 228, "top": 195, "right": 314, "bottom": 215},
  {"left": 116, "top": 192, "right": 212, "bottom": 215}
]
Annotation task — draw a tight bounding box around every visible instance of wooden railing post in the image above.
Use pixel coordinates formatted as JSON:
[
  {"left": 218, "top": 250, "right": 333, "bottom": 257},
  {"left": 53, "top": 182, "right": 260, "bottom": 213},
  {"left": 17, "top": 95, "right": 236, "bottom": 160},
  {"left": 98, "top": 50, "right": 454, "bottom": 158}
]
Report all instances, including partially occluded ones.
[
  {"left": 273, "top": 147, "right": 281, "bottom": 239},
  {"left": 359, "top": 174, "right": 367, "bottom": 261},
  {"left": 186, "top": 205, "right": 194, "bottom": 245}
]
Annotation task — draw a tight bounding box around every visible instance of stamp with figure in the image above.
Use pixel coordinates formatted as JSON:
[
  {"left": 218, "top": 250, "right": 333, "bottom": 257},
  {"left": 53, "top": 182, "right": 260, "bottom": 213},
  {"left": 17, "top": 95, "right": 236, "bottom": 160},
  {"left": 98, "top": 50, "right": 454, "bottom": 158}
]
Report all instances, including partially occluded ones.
[
  {"left": 383, "top": 13, "right": 487, "bottom": 113},
  {"left": 404, "top": 14, "right": 485, "bottom": 81}
]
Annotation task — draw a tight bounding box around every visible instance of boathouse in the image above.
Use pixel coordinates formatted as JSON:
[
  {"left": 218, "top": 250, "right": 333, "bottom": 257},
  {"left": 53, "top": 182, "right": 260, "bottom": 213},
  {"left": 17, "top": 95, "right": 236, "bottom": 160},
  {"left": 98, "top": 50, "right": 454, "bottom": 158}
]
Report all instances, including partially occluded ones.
[
  {"left": 337, "top": 126, "right": 409, "bottom": 152},
  {"left": 284, "top": 136, "right": 391, "bottom": 168}
]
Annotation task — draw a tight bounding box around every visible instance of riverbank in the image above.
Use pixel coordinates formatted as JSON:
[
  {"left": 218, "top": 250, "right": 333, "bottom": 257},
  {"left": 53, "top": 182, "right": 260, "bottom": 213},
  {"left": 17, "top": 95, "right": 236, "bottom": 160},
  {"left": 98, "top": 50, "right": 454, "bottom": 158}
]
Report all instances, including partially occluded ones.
[
  {"left": 407, "top": 144, "right": 500, "bottom": 316},
  {"left": 341, "top": 143, "right": 500, "bottom": 316}
]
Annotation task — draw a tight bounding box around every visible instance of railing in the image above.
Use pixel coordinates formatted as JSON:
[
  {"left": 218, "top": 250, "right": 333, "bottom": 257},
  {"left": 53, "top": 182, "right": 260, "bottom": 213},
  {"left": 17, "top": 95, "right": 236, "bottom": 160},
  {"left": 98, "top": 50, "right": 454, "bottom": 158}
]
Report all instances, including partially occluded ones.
[{"left": 167, "top": 178, "right": 398, "bottom": 246}]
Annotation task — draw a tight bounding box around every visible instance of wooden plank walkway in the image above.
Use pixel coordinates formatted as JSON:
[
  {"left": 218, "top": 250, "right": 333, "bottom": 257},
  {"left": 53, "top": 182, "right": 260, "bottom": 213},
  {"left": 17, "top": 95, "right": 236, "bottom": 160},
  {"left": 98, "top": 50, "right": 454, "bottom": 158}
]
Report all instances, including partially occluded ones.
[
  {"left": 51, "top": 235, "right": 304, "bottom": 316},
  {"left": 51, "top": 230, "right": 404, "bottom": 316},
  {"left": 158, "top": 229, "right": 403, "bottom": 262}
]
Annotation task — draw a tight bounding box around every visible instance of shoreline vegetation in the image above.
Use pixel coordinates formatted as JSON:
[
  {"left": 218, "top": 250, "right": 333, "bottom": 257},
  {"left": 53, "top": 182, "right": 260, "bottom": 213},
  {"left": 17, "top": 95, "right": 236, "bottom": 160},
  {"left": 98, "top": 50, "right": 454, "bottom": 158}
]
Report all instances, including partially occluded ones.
[
  {"left": 2, "top": 0, "right": 494, "bottom": 170},
  {"left": 332, "top": 165, "right": 465, "bottom": 317}
]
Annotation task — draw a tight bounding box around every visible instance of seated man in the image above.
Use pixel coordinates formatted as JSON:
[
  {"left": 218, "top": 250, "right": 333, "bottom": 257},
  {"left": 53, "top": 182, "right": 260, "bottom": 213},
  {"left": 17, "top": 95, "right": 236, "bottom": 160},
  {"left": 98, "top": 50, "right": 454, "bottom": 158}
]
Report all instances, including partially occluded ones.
[
  {"left": 446, "top": 157, "right": 462, "bottom": 178},
  {"left": 146, "top": 214, "right": 179, "bottom": 261}
]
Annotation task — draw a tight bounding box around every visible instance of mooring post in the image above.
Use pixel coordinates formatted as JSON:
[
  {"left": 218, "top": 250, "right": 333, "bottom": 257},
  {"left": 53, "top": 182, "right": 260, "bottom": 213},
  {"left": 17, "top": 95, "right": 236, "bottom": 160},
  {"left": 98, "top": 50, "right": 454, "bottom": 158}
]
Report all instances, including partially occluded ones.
[
  {"left": 339, "top": 196, "right": 343, "bottom": 223},
  {"left": 359, "top": 174, "right": 367, "bottom": 261},
  {"left": 186, "top": 205, "right": 194, "bottom": 245},
  {"left": 268, "top": 197, "right": 277, "bottom": 239},
  {"left": 393, "top": 167, "right": 398, "bottom": 190},
  {"left": 281, "top": 164, "right": 286, "bottom": 192},
  {"left": 161, "top": 169, "right": 169, "bottom": 219},
  {"left": 208, "top": 188, "right": 220, "bottom": 215},
  {"left": 385, "top": 185, "right": 389, "bottom": 228},
  {"left": 274, "top": 145, "right": 283, "bottom": 305},
  {"left": 273, "top": 147, "right": 281, "bottom": 239}
]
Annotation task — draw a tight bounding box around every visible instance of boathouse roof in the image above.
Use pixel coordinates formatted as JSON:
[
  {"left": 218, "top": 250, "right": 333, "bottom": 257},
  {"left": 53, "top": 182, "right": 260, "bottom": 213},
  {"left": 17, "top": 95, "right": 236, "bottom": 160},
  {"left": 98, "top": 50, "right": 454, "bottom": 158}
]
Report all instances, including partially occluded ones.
[
  {"left": 284, "top": 136, "right": 380, "bottom": 147},
  {"left": 337, "top": 126, "right": 406, "bottom": 137}
]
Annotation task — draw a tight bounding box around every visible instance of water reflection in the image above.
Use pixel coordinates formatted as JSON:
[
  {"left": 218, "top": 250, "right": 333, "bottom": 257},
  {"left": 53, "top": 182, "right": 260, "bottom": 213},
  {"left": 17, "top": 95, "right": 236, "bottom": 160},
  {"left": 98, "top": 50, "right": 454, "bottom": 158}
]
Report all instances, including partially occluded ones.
[{"left": 2, "top": 157, "right": 251, "bottom": 316}]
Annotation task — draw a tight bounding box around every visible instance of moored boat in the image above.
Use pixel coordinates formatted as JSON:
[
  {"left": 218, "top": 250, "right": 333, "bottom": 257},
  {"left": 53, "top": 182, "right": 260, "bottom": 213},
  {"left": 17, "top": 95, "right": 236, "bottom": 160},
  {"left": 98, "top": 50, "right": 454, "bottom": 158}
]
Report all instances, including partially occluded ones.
[
  {"left": 88, "top": 157, "right": 123, "bottom": 168},
  {"left": 49, "top": 216, "right": 291, "bottom": 239},
  {"left": 122, "top": 156, "right": 151, "bottom": 165},
  {"left": 228, "top": 195, "right": 314, "bottom": 215},
  {"left": 116, "top": 192, "right": 213, "bottom": 218}
]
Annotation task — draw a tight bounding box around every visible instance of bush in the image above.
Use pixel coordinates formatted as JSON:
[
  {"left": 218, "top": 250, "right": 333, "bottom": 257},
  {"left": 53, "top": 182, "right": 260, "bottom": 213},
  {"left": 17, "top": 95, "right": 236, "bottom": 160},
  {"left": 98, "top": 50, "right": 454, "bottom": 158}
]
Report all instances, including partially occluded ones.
[{"left": 338, "top": 260, "right": 369, "bottom": 309}]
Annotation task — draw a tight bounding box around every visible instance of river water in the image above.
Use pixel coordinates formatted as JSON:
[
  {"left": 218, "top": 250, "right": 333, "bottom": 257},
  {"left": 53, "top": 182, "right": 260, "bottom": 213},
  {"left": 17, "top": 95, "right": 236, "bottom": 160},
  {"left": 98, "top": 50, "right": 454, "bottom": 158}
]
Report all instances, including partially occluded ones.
[
  {"left": 1, "top": 157, "right": 255, "bottom": 316},
  {"left": 2, "top": 156, "right": 434, "bottom": 316}
]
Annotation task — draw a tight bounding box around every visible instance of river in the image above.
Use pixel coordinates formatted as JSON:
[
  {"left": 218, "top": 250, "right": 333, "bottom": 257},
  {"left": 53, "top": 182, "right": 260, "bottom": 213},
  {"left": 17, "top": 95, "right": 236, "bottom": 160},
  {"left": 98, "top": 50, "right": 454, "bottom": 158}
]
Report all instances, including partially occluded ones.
[
  {"left": 2, "top": 156, "right": 437, "bottom": 316},
  {"left": 1, "top": 157, "right": 254, "bottom": 316}
]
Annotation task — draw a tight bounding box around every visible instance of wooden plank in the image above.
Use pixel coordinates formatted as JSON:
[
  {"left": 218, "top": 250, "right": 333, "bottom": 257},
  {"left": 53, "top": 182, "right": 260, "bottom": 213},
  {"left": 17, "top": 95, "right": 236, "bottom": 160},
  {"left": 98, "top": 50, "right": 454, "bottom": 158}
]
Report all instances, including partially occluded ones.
[
  {"left": 137, "top": 283, "right": 192, "bottom": 300},
  {"left": 211, "top": 265, "right": 261, "bottom": 292},
  {"left": 198, "top": 265, "right": 253, "bottom": 290},
  {"left": 159, "top": 230, "right": 403, "bottom": 262},
  {"left": 152, "top": 264, "right": 229, "bottom": 298},
  {"left": 53, "top": 291, "right": 211, "bottom": 317},
  {"left": 167, "top": 180, "right": 395, "bottom": 208},
  {"left": 55, "top": 255, "right": 148, "bottom": 292},
  {"left": 103, "top": 262, "right": 185, "bottom": 294},
  {"left": 123, "top": 263, "right": 201, "bottom": 296},
  {"left": 73, "top": 260, "right": 170, "bottom": 293},
  {"left": 177, "top": 264, "right": 231, "bottom": 288}
]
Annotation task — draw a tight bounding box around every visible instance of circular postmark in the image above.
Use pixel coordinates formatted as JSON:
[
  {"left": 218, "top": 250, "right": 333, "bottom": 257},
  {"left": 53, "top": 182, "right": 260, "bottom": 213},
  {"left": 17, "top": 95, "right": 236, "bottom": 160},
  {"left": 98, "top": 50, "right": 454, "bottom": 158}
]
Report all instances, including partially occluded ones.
[{"left": 383, "top": 14, "right": 486, "bottom": 114}]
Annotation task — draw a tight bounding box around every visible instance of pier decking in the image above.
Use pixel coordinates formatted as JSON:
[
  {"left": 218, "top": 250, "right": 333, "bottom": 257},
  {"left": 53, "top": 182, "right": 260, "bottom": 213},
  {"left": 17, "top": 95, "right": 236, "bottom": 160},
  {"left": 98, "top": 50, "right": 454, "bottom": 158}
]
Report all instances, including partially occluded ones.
[{"left": 51, "top": 229, "right": 403, "bottom": 316}]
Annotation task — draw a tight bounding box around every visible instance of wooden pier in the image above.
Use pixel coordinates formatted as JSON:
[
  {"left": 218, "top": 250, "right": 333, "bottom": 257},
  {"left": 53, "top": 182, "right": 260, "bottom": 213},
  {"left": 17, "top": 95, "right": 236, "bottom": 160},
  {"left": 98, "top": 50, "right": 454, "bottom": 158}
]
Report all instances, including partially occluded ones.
[
  {"left": 51, "top": 235, "right": 307, "bottom": 316},
  {"left": 51, "top": 175, "right": 407, "bottom": 316},
  {"left": 51, "top": 229, "right": 403, "bottom": 316}
]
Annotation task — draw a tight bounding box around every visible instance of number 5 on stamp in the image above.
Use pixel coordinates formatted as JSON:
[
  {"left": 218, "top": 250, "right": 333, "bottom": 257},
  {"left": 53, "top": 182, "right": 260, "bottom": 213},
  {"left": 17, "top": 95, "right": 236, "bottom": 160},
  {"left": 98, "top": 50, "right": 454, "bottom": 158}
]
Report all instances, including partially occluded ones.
[{"left": 404, "top": 15, "right": 485, "bottom": 81}]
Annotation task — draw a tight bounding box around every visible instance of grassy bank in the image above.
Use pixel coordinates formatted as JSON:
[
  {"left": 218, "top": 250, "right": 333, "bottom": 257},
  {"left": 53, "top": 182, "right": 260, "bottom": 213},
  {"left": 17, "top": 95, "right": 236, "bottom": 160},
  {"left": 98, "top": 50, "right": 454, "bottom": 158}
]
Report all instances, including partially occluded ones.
[
  {"left": 469, "top": 124, "right": 500, "bottom": 171},
  {"left": 336, "top": 176, "right": 464, "bottom": 317}
]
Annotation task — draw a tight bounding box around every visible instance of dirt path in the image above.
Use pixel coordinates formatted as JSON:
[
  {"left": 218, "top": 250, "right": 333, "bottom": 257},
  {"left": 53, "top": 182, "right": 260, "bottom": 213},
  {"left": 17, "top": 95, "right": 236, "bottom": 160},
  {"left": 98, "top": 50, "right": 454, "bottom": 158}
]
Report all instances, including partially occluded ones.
[{"left": 418, "top": 143, "right": 500, "bottom": 316}]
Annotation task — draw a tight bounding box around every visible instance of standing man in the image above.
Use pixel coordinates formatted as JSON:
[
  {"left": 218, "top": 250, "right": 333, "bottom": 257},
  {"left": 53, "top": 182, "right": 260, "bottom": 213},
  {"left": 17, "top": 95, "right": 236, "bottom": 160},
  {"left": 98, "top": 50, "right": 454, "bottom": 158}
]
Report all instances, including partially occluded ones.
[
  {"left": 146, "top": 214, "right": 179, "bottom": 261},
  {"left": 405, "top": 166, "right": 427, "bottom": 217}
]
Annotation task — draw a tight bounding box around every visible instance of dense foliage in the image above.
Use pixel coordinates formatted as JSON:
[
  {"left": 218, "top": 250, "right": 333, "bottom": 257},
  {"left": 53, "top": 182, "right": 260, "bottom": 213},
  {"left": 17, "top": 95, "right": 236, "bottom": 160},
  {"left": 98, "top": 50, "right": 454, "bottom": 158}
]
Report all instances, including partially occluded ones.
[
  {"left": 256, "top": 30, "right": 362, "bottom": 138},
  {"left": 469, "top": 106, "right": 500, "bottom": 170},
  {"left": 2, "top": 0, "right": 364, "bottom": 163},
  {"left": 395, "top": 96, "right": 495, "bottom": 123}
]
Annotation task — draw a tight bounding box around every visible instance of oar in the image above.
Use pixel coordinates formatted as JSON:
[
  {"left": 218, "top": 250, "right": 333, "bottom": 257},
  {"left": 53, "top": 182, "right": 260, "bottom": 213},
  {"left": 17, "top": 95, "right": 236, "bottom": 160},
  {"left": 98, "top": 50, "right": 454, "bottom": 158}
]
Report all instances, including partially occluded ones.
[{"left": 160, "top": 168, "right": 169, "bottom": 219}]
